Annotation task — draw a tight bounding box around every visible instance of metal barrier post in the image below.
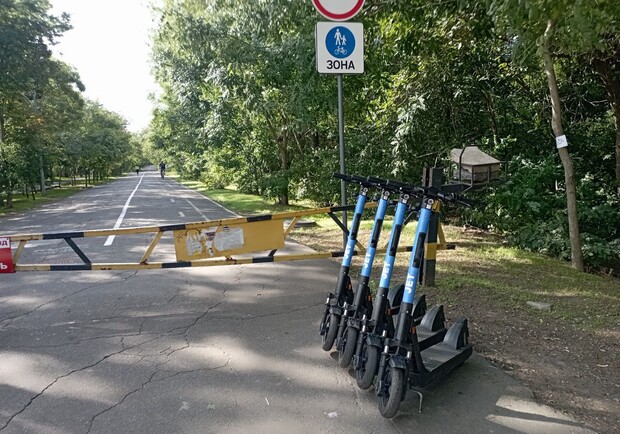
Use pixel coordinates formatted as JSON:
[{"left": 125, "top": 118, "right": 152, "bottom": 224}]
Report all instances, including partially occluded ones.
[{"left": 422, "top": 167, "right": 443, "bottom": 287}]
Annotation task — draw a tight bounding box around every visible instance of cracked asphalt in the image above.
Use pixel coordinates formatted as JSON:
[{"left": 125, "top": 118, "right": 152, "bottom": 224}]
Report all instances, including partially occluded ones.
[{"left": 0, "top": 170, "right": 596, "bottom": 433}]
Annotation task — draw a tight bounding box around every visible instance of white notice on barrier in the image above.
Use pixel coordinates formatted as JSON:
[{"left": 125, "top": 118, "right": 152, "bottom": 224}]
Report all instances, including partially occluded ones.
[
  {"left": 186, "top": 227, "right": 217, "bottom": 257},
  {"left": 214, "top": 227, "right": 244, "bottom": 251},
  {"left": 185, "top": 226, "right": 245, "bottom": 258}
]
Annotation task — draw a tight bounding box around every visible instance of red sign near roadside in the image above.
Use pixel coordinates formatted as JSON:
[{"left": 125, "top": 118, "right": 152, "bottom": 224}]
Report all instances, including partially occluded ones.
[
  {"left": 0, "top": 237, "right": 15, "bottom": 273},
  {"left": 311, "top": 0, "right": 365, "bottom": 21}
]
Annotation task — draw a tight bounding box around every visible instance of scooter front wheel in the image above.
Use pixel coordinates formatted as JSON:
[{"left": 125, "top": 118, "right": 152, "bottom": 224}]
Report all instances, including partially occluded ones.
[
  {"left": 378, "top": 365, "right": 405, "bottom": 418},
  {"left": 338, "top": 326, "right": 358, "bottom": 368},
  {"left": 321, "top": 313, "right": 339, "bottom": 351},
  {"left": 356, "top": 344, "right": 379, "bottom": 389}
]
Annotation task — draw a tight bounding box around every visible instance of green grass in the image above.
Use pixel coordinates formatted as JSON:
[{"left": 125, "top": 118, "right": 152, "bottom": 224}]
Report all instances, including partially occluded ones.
[
  {"left": 1, "top": 186, "right": 86, "bottom": 216},
  {"left": 177, "top": 178, "right": 330, "bottom": 217},
  {"left": 432, "top": 242, "right": 620, "bottom": 331},
  {"left": 0, "top": 177, "right": 120, "bottom": 217}
]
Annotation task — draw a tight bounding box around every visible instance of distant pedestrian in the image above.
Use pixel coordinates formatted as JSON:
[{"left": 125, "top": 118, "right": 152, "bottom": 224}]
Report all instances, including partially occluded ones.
[{"left": 136, "top": 167, "right": 140, "bottom": 176}]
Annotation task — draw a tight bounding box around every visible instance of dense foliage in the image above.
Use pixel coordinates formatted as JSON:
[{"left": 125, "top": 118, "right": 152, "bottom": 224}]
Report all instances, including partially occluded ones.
[
  {"left": 0, "top": 0, "right": 144, "bottom": 207},
  {"left": 148, "top": 0, "right": 619, "bottom": 270},
  {"left": 3, "top": 1, "right": 617, "bottom": 270}
]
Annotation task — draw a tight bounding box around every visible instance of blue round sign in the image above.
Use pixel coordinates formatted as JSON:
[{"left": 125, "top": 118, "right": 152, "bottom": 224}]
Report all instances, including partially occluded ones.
[{"left": 325, "top": 26, "right": 355, "bottom": 59}]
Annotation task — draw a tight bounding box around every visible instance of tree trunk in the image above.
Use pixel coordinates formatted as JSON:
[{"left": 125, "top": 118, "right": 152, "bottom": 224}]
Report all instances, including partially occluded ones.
[
  {"left": 2, "top": 113, "right": 13, "bottom": 207},
  {"left": 6, "top": 188, "right": 12, "bottom": 208},
  {"left": 616, "top": 128, "right": 620, "bottom": 195},
  {"left": 39, "top": 155, "right": 46, "bottom": 196},
  {"left": 542, "top": 20, "right": 584, "bottom": 272},
  {"left": 483, "top": 89, "right": 499, "bottom": 146},
  {"left": 278, "top": 137, "right": 289, "bottom": 205},
  {"left": 591, "top": 51, "right": 620, "bottom": 195},
  {"left": 0, "top": 111, "right": 4, "bottom": 208}
]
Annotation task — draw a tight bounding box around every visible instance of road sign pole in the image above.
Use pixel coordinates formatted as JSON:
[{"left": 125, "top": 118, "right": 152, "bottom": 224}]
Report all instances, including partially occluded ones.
[
  {"left": 337, "top": 73, "right": 347, "bottom": 249},
  {"left": 313, "top": 0, "right": 366, "bottom": 250}
]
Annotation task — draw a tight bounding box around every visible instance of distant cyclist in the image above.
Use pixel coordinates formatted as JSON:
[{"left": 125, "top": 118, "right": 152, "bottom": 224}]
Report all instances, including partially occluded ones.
[{"left": 159, "top": 161, "right": 166, "bottom": 179}]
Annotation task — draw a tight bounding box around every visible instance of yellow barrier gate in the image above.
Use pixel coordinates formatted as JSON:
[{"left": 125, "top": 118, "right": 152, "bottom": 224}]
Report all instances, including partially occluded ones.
[
  {"left": 2, "top": 203, "right": 385, "bottom": 272},
  {"left": 1, "top": 202, "right": 455, "bottom": 273}
]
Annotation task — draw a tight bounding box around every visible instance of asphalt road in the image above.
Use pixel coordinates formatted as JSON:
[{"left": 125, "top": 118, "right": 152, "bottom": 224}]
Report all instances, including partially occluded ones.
[{"left": 0, "top": 170, "right": 595, "bottom": 433}]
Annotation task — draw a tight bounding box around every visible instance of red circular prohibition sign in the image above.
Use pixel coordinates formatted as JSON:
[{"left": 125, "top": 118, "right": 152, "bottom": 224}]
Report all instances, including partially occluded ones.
[{"left": 312, "top": 0, "right": 365, "bottom": 21}]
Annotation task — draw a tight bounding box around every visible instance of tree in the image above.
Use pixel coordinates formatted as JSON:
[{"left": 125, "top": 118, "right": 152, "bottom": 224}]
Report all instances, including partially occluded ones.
[
  {"left": 590, "top": 41, "right": 620, "bottom": 195},
  {"left": 540, "top": 19, "right": 584, "bottom": 271},
  {"left": 0, "top": 0, "right": 71, "bottom": 206},
  {"left": 487, "top": 1, "right": 585, "bottom": 271},
  {"left": 146, "top": 0, "right": 617, "bottom": 269}
]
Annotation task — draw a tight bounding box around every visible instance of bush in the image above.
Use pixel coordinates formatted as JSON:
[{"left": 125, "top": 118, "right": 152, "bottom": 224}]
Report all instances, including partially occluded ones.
[
  {"left": 465, "top": 156, "right": 620, "bottom": 269},
  {"left": 577, "top": 174, "right": 620, "bottom": 268}
]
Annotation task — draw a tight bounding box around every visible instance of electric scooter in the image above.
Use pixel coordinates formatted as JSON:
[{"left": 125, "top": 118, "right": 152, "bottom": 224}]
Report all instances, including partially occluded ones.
[
  {"left": 335, "top": 176, "right": 446, "bottom": 370},
  {"left": 351, "top": 180, "right": 446, "bottom": 389},
  {"left": 374, "top": 183, "right": 473, "bottom": 418},
  {"left": 319, "top": 175, "right": 370, "bottom": 351},
  {"left": 333, "top": 178, "right": 391, "bottom": 367}
]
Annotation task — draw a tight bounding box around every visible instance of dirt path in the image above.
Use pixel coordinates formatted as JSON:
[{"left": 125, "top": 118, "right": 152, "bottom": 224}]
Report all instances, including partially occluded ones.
[{"left": 443, "top": 287, "right": 619, "bottom": 433}]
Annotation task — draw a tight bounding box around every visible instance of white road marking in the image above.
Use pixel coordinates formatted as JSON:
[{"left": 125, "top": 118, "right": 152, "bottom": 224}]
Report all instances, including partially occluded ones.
[
  {"left": 170, "top": 198, "right": 175, "bottom": 203},
  {"left": 178, "top": 211, "right": 185, "bottom": 218},
  {"left": 185, "top": 199, "right": 208, "bottom": 220},
  {"left": 104, "top": 174, "right": 144, "bottom": 246},
  {"left": 175, "top": 182, "right": 238, "bottom": 216}
]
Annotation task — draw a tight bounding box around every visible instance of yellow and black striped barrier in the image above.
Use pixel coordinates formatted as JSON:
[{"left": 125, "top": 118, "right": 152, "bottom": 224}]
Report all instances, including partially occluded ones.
[
  {"left": 12, "top": 248, "right": 417, "bottom": 272},
  {"left": 2, "top": 201, "right": 453, "bottom": 274},
  {"left": 3, "top": 203, "right": 392, "bottom": 273}
]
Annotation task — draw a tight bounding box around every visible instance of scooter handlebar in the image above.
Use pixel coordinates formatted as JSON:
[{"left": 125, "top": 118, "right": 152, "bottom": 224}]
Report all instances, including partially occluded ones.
[
  {"left": 332, "top": 173, "right": 385, "bottom": 188},
  {"left": 365, "top": 177, "right": 473, "bottom": 206},
  {"left": 364, "top": 176, "right": 423, "bottom": 195},
  {"left": 334, "top": 173, "right": 418, "bottom": 193},
  {"left": 333, "top": 173, "right": 473, "bottom": 206},
  {"left": 422, "top": 187, "right": 474, "bottom": 207}
]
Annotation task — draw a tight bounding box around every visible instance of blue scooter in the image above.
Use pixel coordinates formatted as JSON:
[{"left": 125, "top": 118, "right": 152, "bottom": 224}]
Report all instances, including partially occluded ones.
[
  {"left": 333, "top": 176, "right": 392, "bottom": 367},
  {"left": 352, "top": 179, "right": 446, "bottom": 389},
  {"left": 375, "top": 182, "right": 473, "bottom": 418},
  {"left": 319, "top": 175, "right": 370, "bottom": 351}
]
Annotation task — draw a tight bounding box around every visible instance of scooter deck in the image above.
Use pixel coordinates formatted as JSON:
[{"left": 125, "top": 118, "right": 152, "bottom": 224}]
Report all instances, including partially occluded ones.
[
  {"left": 416, "top": 326, "right": 447, "bottom": 351},
  {"left": 409, "top": 342, "right": 472, "bottom": 388}
]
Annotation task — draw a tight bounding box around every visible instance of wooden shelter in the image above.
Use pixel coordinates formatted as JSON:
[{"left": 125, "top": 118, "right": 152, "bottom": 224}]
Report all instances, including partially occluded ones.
[{"left": 450, "top": 146, "right": 501, "bottom": 186}]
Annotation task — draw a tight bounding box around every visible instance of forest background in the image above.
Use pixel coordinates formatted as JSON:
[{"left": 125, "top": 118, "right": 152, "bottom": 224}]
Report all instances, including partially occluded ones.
[{"left": 1, "top": 0, "right": 619, "bottom": 273}]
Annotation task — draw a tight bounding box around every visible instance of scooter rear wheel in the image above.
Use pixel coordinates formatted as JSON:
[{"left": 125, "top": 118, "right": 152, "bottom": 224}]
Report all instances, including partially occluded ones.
[
  {"left": 356, "top": 344, "right": 379, "bottom": 389},
  {"left": 321, "top": 313, "right": 339, "bottom": 351},
  {"left": 338, "top": 327, "right": 358, "bottom": 368},
  {"left": 378, "top": 366, "right": 405, "bottom": 418}
]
